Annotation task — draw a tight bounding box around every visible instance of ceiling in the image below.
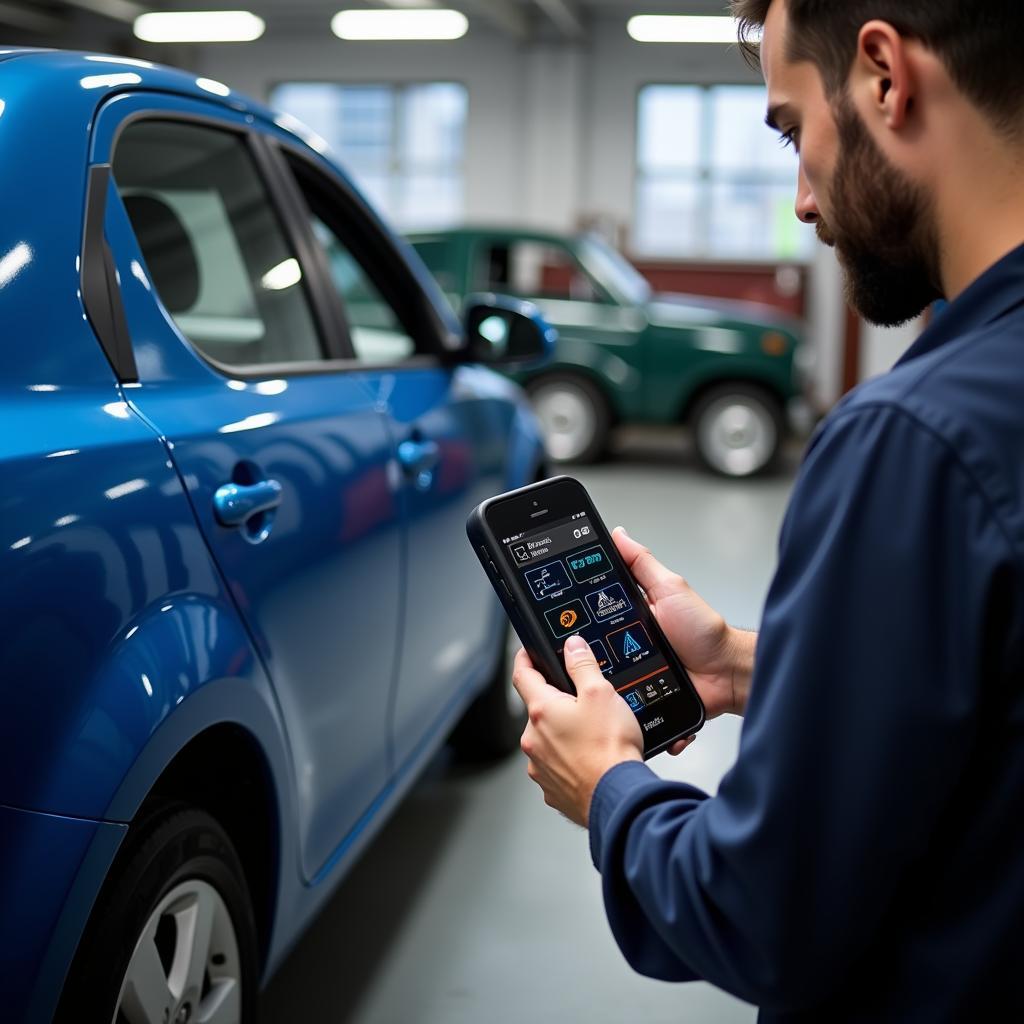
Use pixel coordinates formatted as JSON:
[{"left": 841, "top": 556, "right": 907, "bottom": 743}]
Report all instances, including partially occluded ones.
[{"left": 2, "top": 0, "right": 734, "bottom": 47}]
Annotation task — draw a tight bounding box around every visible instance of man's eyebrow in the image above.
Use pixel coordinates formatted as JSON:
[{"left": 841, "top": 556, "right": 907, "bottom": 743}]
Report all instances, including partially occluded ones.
[{"left": 765, "top": 103, "right": 794, "bottom": 132}]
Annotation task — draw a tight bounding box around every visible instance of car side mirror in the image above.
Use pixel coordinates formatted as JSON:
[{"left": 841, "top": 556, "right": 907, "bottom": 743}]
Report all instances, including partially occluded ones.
[{"left": 463, "top": 293, "right": 556, "bottom": 368}]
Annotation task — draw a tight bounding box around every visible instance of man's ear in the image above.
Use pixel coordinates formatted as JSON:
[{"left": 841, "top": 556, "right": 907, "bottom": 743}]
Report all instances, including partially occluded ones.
[{"left": 854, "top": 19, "right": 914, "bottom": 130}]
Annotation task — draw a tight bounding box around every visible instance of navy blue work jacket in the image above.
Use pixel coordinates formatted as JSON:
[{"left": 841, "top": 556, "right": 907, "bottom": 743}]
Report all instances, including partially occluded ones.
[{"left": 590, "top": 244, "right": 1024, "bottom": 1021}]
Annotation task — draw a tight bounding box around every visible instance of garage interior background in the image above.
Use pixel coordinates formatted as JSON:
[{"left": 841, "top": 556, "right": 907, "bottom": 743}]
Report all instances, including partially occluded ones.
[{"left": 7, "top": 0, "right": 922, "bottom": 412}]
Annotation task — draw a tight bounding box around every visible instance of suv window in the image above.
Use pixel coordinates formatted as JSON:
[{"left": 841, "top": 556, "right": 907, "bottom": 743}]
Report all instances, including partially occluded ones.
[
  {"left": 113, "top": 120, "right": 323, "bottom": 368},
  {"left": 475, "top": 240, "right": 605, "bottom": 303}
]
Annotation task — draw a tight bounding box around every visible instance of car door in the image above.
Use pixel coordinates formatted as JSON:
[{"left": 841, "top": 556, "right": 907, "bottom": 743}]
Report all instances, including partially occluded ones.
[
  {"left": 96, "top": 98, "right": 404, "bottom": 882},
  {"left": 274, "top": 146, "right": 512, "bottom": 772}
]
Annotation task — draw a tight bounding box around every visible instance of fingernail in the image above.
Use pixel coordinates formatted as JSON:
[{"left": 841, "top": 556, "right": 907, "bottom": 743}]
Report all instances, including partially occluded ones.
[
  {"left": 564, "top": 634, "right": 588, "bottom": 655},
  {"left": 616, "top": 526, "right": 629, "bottom": 538}
]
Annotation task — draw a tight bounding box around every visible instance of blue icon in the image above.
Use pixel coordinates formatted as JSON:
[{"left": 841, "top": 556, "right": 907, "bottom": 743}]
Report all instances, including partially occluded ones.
[
  {"left": 622, "top": 631, "right": 642, "bottom": 656},
  {"left": 625, "top": 690, "right": 644, "bottom": 711}
]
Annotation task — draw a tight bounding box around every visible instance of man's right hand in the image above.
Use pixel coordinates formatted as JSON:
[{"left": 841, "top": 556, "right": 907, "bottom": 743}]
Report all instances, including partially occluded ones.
[{"left": 612, "top": 527, "right": 756, "bottom": 731}]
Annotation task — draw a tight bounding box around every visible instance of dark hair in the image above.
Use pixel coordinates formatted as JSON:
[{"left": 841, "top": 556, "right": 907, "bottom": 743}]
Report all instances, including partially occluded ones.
[{"left": 731, "top": 0, "right": 1024, "bottom": 135}]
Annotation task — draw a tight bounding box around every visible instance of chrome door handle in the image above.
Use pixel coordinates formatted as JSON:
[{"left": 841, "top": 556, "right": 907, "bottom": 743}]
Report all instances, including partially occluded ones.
[{"left": 213, "top": 479, "right": 283, "bottom": 528}]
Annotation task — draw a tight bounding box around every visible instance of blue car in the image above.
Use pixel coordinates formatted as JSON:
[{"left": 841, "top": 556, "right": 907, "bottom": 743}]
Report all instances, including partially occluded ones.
[{"left": 0, "top": 49, "right": 551, "bottom": 1023}]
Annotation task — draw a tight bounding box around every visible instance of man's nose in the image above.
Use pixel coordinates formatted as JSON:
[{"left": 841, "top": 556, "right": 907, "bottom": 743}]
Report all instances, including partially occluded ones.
[{"left": 794, "top": 165, "right": 819, "bottom": 224}]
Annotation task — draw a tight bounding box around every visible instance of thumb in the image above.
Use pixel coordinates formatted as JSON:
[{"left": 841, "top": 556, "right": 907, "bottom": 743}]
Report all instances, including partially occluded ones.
[{"left": 563, "top": 634, "right": 609, "bottom": 697}]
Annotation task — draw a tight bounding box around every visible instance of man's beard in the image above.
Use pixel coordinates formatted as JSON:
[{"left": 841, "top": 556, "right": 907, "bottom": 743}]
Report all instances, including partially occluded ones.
[{"left": 816, "top": 95, "right": 943, "bottom": 327}]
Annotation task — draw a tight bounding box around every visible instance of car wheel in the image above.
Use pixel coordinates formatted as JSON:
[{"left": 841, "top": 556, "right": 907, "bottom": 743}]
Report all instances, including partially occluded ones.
[
  {"left": 56, "top": 805, "right": 258, "bottom": 1024},
  {"left": 449, "top": 624, "right": 526, "bottom": 761},
  {"left": 527, "top": 374, "right": 611, "bottom": 464},
  {"left": 691, "top": 383, "right": 784, "bottom": 478}
]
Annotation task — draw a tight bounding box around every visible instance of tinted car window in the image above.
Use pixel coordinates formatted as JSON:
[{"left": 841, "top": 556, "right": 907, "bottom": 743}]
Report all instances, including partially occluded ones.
[{"left": 113, "top": 120, "right": 323, "bottom": 367}]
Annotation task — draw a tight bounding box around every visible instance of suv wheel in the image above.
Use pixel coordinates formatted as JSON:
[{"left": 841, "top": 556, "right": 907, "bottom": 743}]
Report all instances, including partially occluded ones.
[
  {"left": 449, "top": 624, "right": 526, "bottom": 761},
  {"left": 691, "top": 383, "right": 784, "bottom": 478},
  {"left": 57, "top": 806, "right": 258, "bottom": 1024},
  {"left": 527, "top": 374, "right": 611, "bottom": 464}
]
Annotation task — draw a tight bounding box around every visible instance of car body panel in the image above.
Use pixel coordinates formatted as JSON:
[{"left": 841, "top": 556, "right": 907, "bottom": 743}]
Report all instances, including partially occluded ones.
[
  {"left": 0, "top": 51, "right": 547, "bottom": 1020},
  {"left": 409, "top": 226, "right": 804, "bottom": 425}
]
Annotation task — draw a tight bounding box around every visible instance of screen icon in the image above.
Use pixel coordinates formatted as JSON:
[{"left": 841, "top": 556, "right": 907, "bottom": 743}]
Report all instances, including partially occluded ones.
[
  {"left": 512, "top": 544, "right": 529, "bottom": 564},
  {"left": 585, "top": 582, "right": 632, "bottom": 622},
  {"left": 605, "top": 621, "right": 654, "bottom": 664},
  {"left": 566, "top": 544, "right": 610, "bottom": 584},
  {"left": 544, "top": 598, "right": 592, "bottom": 638},
  {"left": 624, "top": 690, "right": 645, "bottom": 712},
  {"left": 524, "top": 559, "right": 571, "bottom": 602}
]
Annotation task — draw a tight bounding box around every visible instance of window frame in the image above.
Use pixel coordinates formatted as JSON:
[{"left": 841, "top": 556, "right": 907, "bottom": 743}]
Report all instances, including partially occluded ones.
[
  {"left": 105, "top": 108, "right": 459, "bottom": 380},
  {"left": 632, "top": 82, "right": 804, "bottom": 265}
]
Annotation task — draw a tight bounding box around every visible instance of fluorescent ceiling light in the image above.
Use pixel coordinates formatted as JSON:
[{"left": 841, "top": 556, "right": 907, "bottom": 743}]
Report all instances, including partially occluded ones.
[
  {"left": 133, "top": 11, "right": 265, "bottom": 43},
  {"left": 627, "top": 15, "right": 751, "bottom": 44},
  {"left": 331, "top": 9, "right": 469, "bottom": 41}
]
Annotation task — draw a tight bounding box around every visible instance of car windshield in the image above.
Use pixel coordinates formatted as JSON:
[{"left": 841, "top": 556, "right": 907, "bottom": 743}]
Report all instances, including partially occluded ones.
[{"left": 575, "top": 234, "right": 652, "bottom": 307}]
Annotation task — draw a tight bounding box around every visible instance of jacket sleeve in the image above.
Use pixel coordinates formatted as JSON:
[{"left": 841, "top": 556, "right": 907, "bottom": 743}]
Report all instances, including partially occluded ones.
[{"left": 588, "top": 403, "right": 1011, "bottom": 1012}]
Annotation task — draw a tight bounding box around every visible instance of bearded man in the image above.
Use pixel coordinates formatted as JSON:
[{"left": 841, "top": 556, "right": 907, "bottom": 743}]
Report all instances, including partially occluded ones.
[{"left": 512, "top": 2, "right": 1024, "bottom": 1019}]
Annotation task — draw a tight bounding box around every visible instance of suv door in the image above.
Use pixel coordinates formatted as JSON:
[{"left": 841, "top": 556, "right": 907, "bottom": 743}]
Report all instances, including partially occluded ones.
[
  {"left": 97, "top": 102, "right": 403, "bottom": 881},
  {"left": 276, "top": 148, "right": 512, "bottom": 772}
]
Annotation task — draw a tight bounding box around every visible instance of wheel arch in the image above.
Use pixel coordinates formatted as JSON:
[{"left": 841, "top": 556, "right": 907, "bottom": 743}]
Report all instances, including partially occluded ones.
[{"left": 677, "top": 372, "right": 787, "bottom": 425}]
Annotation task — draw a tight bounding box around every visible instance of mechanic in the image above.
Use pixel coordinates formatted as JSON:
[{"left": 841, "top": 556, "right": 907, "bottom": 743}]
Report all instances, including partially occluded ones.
[{"left": 512, "top": 1, "right": 1024, "bottom": 1019}]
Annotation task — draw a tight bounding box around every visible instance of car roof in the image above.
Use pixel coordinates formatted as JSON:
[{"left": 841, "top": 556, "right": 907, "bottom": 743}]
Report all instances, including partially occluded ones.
[{"left": 0, "top": 47, "right": 287, "bottom": 130}]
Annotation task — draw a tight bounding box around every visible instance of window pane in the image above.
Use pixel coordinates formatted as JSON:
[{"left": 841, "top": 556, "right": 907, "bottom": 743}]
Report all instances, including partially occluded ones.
[
  {"left": 476, "top": 241, "right": 602, "bottom": 302},
  {"left": 401, "top": 83, "right": 467, "bottom": 167},
  {"left": 114, "top": 120, "right": 322, "bottom": 367},
  {"left": 637, "top": 85, "right": 701, "bottom": 172},
  {"left": 310, "top": 217, "right": 416, "bottom": 364},
  {"left": 709, "top": 85, "right": 796, "bottom": 175},
  {"left": 707, "top": 180, "right": 815, "bottom": 260},
  {"left": 397, "top": 174, "right": 463, "bottom": 230},
  {"left": 634, "top": 178, "right": 703, "bottom": 257}
]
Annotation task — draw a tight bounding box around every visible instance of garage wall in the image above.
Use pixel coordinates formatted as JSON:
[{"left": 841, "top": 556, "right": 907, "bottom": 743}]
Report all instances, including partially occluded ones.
[{"left": 192, "top": 21, "right": 906, "bottom": 408}]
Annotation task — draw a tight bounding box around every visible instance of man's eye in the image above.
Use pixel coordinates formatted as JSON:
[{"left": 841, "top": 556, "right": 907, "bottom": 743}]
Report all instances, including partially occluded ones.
[{"left": 779, "top": 129, "right": 799, "bottom": 152}]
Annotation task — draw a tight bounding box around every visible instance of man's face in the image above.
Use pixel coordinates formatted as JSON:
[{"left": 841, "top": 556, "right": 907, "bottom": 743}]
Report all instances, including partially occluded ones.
[{"left": 760, "top": 0, "right": 943, "bottom": 326}]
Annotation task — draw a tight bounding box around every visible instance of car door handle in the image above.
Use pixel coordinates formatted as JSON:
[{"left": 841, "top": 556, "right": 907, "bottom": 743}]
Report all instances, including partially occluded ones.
[
  {"left": 213, "top": 479, "right": 283, "bottom": 528},
  {"left": 397, "top": 438, "right": 441, "bottom": 491}
]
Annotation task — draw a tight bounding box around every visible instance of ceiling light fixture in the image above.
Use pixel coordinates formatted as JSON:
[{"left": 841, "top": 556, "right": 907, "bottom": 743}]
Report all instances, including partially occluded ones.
[
  {"left": 331, "top": 9, "right": 469, "bottom": 41},
  {"left": 627, "top": 15, "right": 751, "bottom": 44},
  {"left": 133, "top": 11, "right": 265, "bottom": 44}
]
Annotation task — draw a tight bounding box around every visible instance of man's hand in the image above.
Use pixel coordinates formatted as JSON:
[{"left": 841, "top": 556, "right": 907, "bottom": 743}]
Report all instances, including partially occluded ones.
[
  {"left": 612, "top": 527, "right": 755, "bottom": 721},
  {"left": 513, "top": 636, "right": 644, "bottom": 827}
]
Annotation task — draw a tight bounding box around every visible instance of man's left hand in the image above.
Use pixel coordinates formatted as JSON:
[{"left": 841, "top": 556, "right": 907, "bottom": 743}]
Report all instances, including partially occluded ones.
[{"left": 513, "top": 635, "right": 646, "bottom": 827}]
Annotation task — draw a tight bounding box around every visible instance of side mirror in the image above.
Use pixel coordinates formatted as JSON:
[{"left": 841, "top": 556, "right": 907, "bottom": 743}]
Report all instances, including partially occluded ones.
[{"left": 463, "top": 293, "right": 556, "bottom": 368}]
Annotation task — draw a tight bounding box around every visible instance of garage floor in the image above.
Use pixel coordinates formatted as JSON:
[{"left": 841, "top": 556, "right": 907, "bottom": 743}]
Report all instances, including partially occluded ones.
[{"left": 261, "top": 428, "right": 800, "bottom": 1023}]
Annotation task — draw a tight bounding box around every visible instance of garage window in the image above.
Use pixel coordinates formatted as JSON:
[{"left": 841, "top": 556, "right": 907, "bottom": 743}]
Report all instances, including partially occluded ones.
[
  {"left": 634, "top": 84, "right": 814, "bottom": 262},
  {"left": 271, "top": 82, "right": 467, "bottom": 230},
  {"left": 113, "top": 120, "right": 323, "bottom": 368}
]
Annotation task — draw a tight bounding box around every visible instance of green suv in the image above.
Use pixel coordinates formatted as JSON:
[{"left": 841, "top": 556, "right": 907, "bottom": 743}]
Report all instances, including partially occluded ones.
[{"left": 408, "top": 227, "right": 806, "bottom": 477}]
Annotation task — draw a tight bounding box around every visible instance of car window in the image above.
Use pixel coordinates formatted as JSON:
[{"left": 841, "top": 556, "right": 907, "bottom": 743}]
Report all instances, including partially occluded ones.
[
  {"left": 113, "top": 120, "right": 323, "bottom": 368},
  {"left": 475, "top": 240, "right": 605, "bottom": 303},
  {"left": 309, "top": 214, "right": 416, "bottom": 364}
]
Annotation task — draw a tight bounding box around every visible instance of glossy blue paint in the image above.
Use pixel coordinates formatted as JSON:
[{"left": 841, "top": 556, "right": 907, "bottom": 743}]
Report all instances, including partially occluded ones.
[{"left": 0, "top": 49, "right": 546, "bottom": 1018}]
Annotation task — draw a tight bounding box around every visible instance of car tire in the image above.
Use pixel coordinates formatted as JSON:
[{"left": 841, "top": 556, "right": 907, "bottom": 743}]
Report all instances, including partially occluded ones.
[
  {"left": 449, "top": 624, "right": 526, "bottom": 762},
  {"left": 527, "top": 373, "right": 612, "bottom": 464},
  {"left": 690, "top": 382, "right": 785, "bottom": 478},
  {"left": 56, "top": 804, "right": 259, "bottom": 1024}
]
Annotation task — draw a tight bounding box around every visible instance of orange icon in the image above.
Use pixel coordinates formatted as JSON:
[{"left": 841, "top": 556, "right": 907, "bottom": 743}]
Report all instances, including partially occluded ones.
[{"left": 560, "top": 609, "right": 578, "bottom": 629}]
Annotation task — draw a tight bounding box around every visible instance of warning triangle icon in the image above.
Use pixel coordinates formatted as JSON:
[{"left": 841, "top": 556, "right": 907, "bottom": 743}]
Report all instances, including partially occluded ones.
[{"left": 622, "top": 631, "right": 642, "bottom": 656}]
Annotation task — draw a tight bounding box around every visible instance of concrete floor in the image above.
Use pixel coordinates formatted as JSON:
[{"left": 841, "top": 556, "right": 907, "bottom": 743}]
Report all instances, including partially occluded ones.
[{"left": 261, "top": 428, "right": 800, "bottom": 1023}]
